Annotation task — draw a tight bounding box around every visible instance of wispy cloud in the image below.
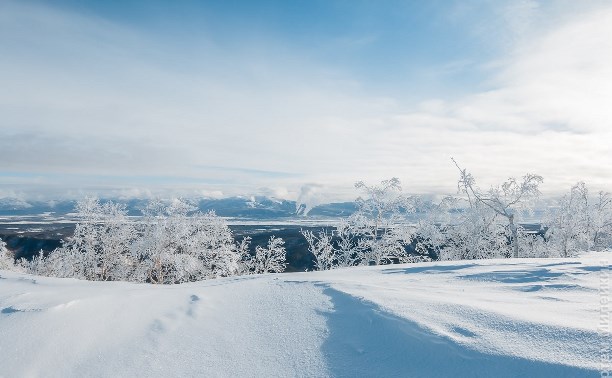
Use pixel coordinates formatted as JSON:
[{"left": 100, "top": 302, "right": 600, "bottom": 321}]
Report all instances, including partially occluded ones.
[{"left": 1, "top": 1, "right": 611, "bottom": 201}]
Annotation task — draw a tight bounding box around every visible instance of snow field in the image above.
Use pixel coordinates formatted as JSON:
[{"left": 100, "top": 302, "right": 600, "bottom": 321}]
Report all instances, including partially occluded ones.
[{"left": 1, "top": 252, "right": 609, "bottom": 377}]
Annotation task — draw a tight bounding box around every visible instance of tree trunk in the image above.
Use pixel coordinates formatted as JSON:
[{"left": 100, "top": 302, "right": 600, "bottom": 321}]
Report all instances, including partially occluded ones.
[
  {"left": 509, "top": 214, "right": 519, "bottom": 258},
  {"left": 593, "top": 231, "right": 599, "bottom": 251}
]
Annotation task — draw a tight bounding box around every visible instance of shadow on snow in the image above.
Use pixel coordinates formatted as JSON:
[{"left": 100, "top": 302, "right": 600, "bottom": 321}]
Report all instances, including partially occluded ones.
[
  {"left": 459, "top": 268, "right": 564, "bottom": 284},
  {"left": 382, "top": 264, "right": 478, "bottom": 275},
  {"left": 320, "top": 287, "right": 596, "bottom": 378}
]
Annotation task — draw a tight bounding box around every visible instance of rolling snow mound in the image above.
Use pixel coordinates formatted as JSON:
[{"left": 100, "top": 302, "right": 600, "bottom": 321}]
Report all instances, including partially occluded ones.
[{"left": 1, "top": 253, "right": 610, "bottom": 377}]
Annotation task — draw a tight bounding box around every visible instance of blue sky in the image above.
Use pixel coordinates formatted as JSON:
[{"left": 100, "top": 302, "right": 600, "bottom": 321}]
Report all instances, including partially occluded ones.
[
  {"left": 45, "top": 0, "right": 495, "bottom": 98},
  {"left": 1, "top": 0, "right": 611, "bottom": 203}
]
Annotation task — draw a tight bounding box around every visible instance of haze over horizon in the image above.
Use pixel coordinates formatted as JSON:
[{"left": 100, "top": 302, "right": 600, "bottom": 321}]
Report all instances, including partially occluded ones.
[{"left": 1, "top": 0, "right": 611, "bottom": 203}]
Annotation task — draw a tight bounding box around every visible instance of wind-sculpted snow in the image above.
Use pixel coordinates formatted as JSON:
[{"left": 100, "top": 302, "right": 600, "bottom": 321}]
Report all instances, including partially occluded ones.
[
  {"left": 321, "top": 288, "right": 594, "bottom": 377},
  {"left": 1, "top": 253, "right": 608, "bottom": 377}
]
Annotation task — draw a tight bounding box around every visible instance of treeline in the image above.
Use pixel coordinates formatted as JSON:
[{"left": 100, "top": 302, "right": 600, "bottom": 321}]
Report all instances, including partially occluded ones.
[
  {"left": 303, "top": 162, "right": 611, "bottom": 270},
  {"left": 1, "top": 161, "right": 611, "bottom": 282},
  {"left": 1, "top": 198, "right": 286, "bottom": 284}
]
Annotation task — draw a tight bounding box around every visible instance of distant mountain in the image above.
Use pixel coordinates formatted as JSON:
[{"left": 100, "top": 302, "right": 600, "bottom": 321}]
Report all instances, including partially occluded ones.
[
  {"left": 196, "top": 197, "right": 357, "bottom": 219},
  {"left": 0, "top": 197, "right": 358, "bottom": 219},
  {"left": 0, "top": 198, "right": 75, "bottom": 216},
  {"left": 305, "top": 202, "right": 358, "bottom": 217},
  {"left": 197, "top": 196, "right": 297, "bottom": 218},
  {"left": 0, "top": 197, "right": 33, "bottom": 210}
]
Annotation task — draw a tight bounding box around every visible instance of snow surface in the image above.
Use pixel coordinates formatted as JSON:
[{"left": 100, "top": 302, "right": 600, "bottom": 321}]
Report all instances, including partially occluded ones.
[{"left": 1, "top": 253, "right": 610, "bottom": 377}]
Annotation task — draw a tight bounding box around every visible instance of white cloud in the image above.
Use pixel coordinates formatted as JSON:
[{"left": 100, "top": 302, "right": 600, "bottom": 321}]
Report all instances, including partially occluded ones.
[{"left": 1, "top": 1, "right": 611, "bottom": 201}]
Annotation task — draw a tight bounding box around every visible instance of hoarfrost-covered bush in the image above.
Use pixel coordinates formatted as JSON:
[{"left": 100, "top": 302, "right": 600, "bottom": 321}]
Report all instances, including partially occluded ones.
[
  {"left": 132, "top": 199, "right": 244, "bottom": 284},
  {"left": 0, "top": 237, "right": 15, "bottom": 270},
  {"left": 242, "top": 236, "right": 287, "bottom": 274},
  {"left": 415, "top": 197, "right": 515, "bottom": 261},
  {"left": 439, "top": 207, "right": 512, "bottom": 260},
  {"left": 591, "top": 191, "right": 612, "bottom": 250},
  {"left": 24, "top": 198, "right": 136, "bottom": 280},
  {"left": 303, "top": 178, "right": 421, "bottom": 270},
  {"left": 21, "top": 198, "right": 286, "bottom": 283},
  {"left": 543, "top": 183, "right": 591, "bottom": 257},
  {"left": 302, "top": 229, "right": 336, "bottom": 270},
  {"left": 543, "top": 183, "right": 612, "bottom": 256},
  {"left": 517, "top": 232, "right": 550, "bottom": 258}
]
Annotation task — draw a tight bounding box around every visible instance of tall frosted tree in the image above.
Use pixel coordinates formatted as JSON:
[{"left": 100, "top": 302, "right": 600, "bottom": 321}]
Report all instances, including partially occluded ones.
[{"left": 452, "top": 158, "right": 543, "bottom": 258}]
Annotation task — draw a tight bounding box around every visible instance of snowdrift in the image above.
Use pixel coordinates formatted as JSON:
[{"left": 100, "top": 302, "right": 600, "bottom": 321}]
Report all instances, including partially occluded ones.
[{"left": 1, "top": 253, "right": 609, "bottom": 377}]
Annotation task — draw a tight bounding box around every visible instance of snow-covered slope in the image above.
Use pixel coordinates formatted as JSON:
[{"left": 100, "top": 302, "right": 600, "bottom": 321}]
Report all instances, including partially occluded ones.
[{"left": 1, "top": 253, "right": 609, "bottom": 377}]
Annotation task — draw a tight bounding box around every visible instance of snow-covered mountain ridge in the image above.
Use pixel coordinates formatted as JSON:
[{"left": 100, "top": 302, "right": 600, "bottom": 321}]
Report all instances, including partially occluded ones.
[
  {"left": 1, "top": 253, "right": 609, "bottom": 377},
  {"left": 0, "top": 197, "right": 357, "bottom": 219}
]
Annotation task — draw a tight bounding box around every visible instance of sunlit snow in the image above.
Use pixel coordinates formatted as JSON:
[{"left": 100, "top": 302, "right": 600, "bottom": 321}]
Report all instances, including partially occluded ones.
[{"left": 1, "top": 253, "right": 608, "bottom": 377}]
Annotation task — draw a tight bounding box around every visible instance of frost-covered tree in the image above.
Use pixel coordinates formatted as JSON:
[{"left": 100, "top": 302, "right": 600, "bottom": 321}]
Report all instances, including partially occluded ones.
[
  {"left": 333, "top": 219, "right": 362, "bottom": 267},
  {"left": 36, "top": 198, "right": 136, "bottom": 280},
  {"left": 544, "top": 183, "right": 612, "bottom": 256},
  {"left": 444, "top": 205, "right": 512, "bottom": 260},
  {"left": 414, "top": 161, "right": 544, "bottom": 261},
  {"left": 591, "top": 190, "right": 612, "bottom": 250},
  {"left": 517, "top": 231, "right": 549, "bottom": 258},
  {"left": 242, "top": 236, "right": 287, "bottom": 274},
  {"left": 132, "top": 198, "right": 287, "bottom": 283},
  {"left": 543, "top": 183, "right": 590, "bottom": 257},
  {"left": 133, "top": 199, "right": 243, "bottom": 284},
  {"left": 301, "top": 229, "right": 336, "bottom": 270},
  {"left": 19, "top": 197, "right": 286, "bottom": 284},
  {"left": 0, "top": 237, "right": 15, "bottom": 270},
  {"left": 452, "top": 158, "right": 543, "bottom": 258},
  {"left": 414, "top": 194, "right": 515, "bottom": 260},
  {"left": 348, "top": 178, "right": 415, "bottom": 265},
  {"left": 413, "top": 196, "right": 457, "bottom": 259},
  {"left": 303, "top": 178, "right": 419, "bottom": 270}
]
